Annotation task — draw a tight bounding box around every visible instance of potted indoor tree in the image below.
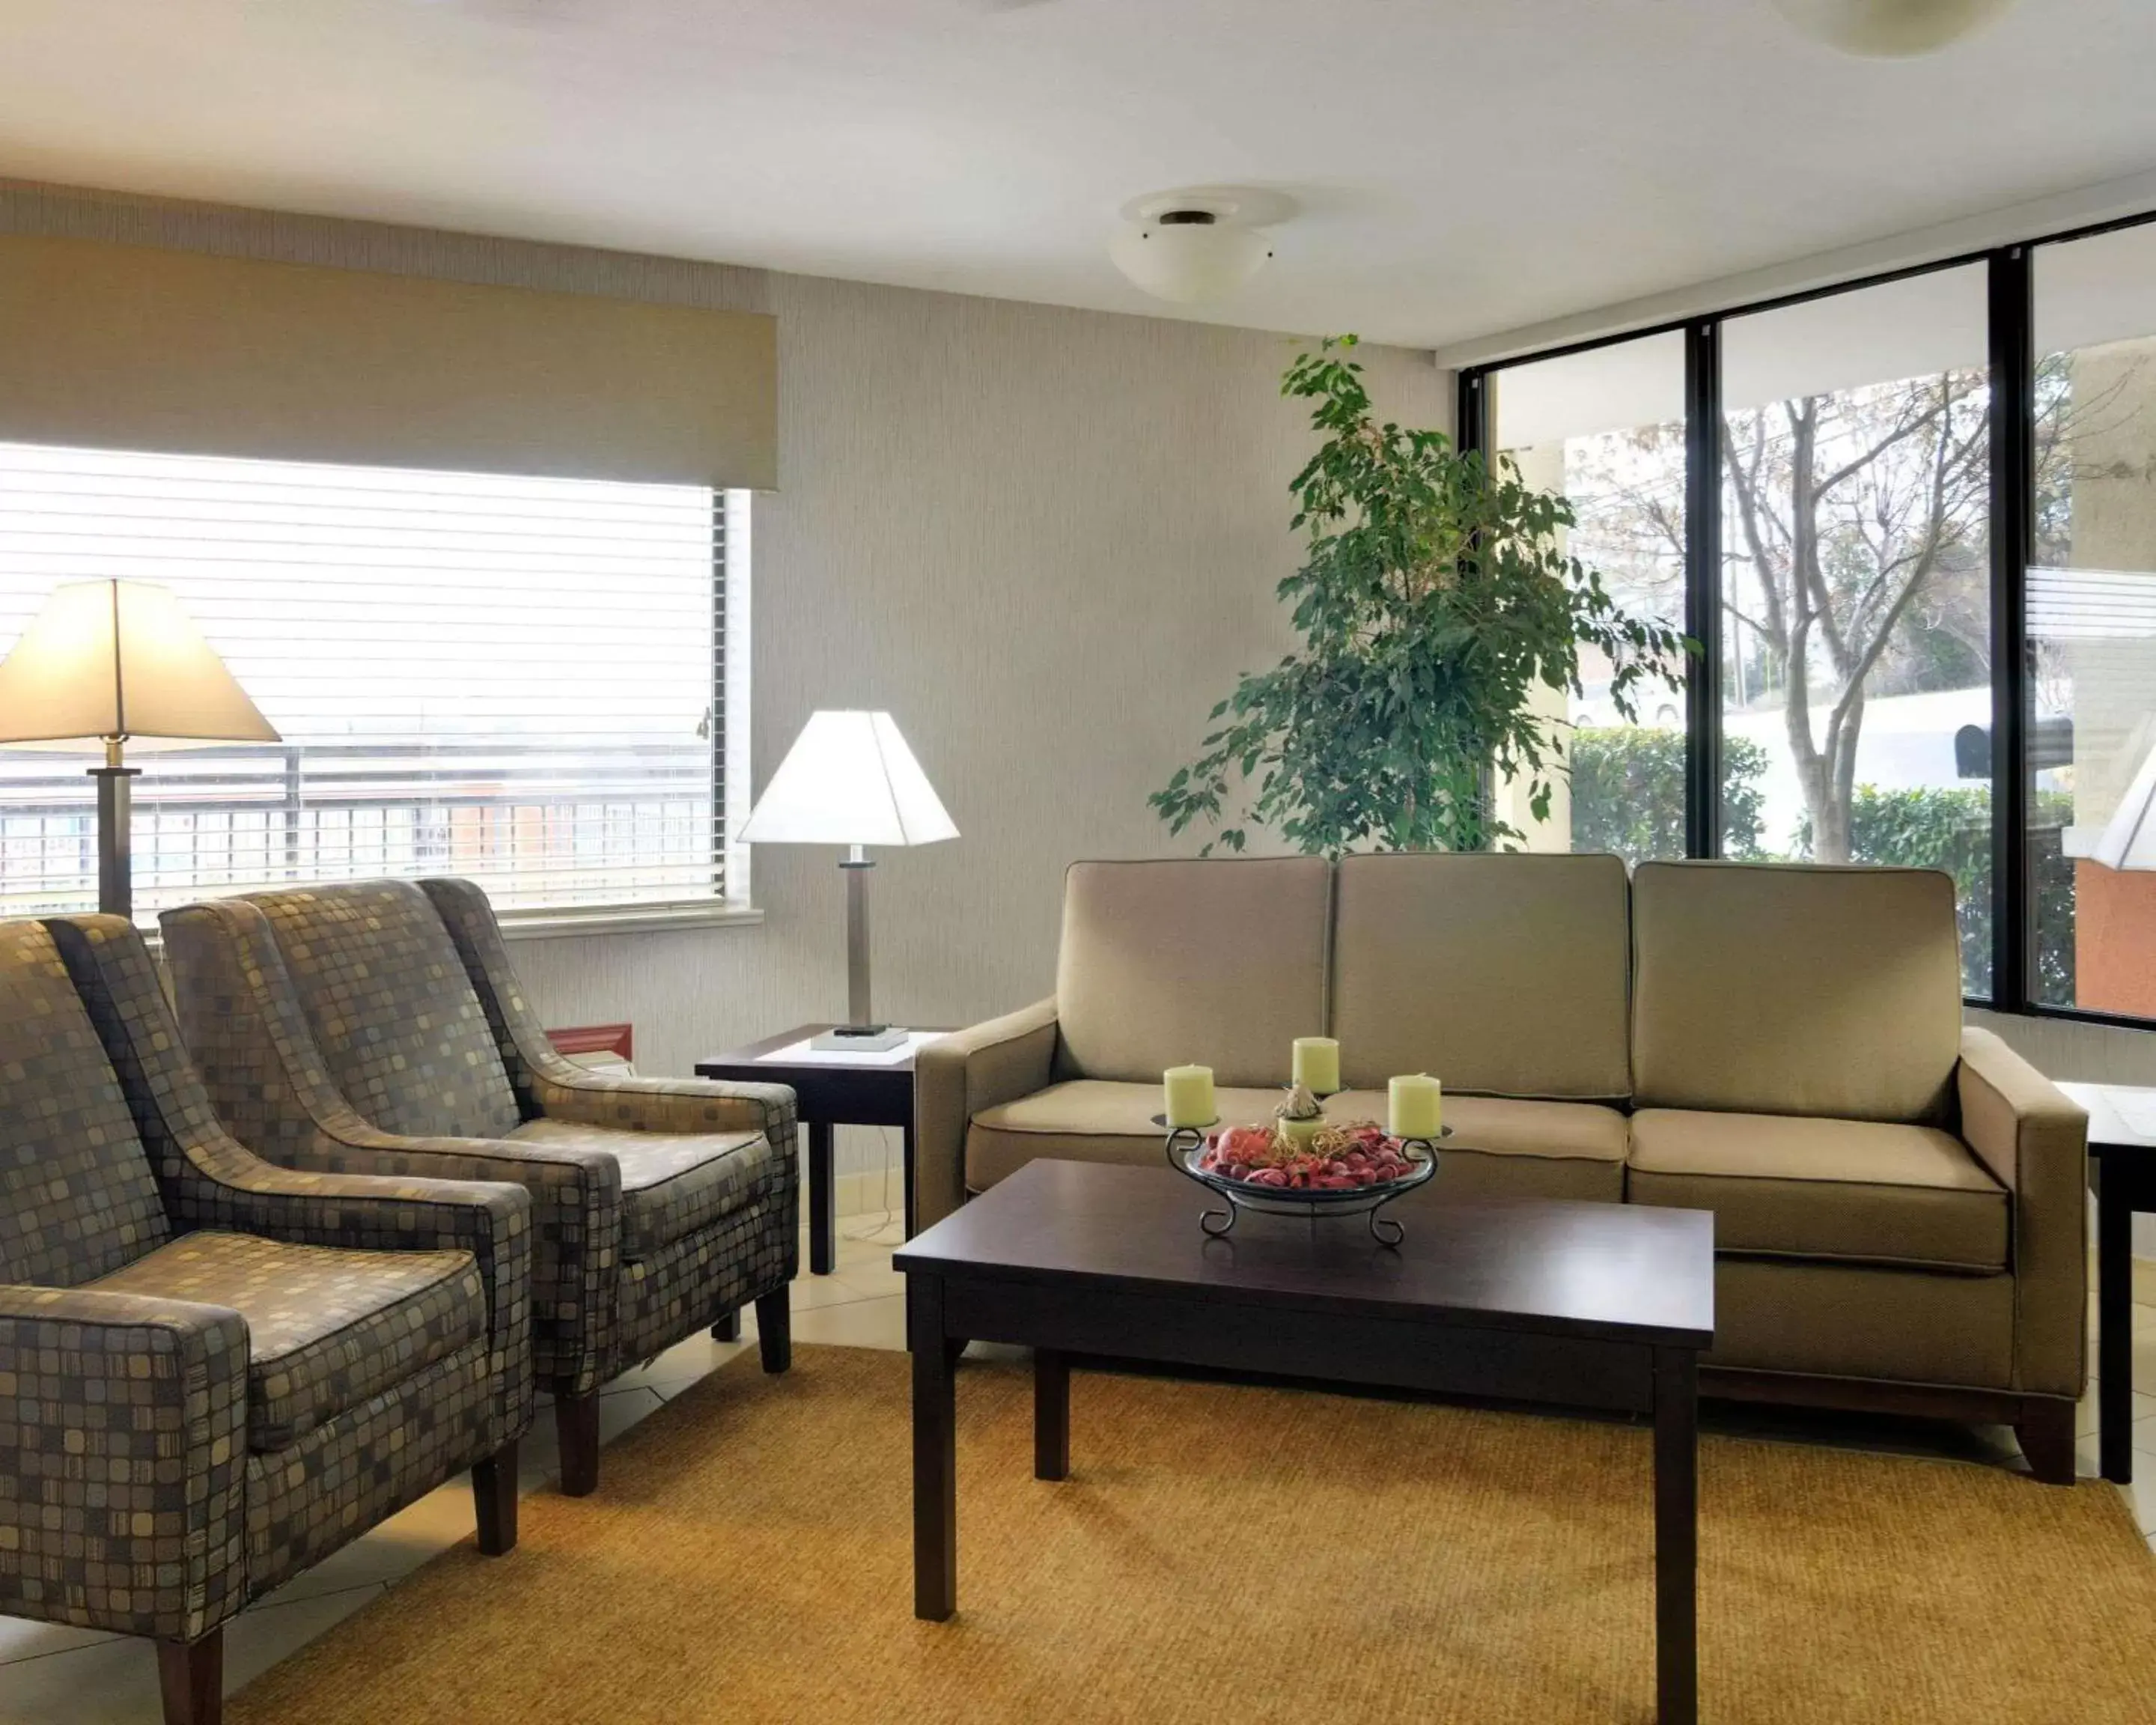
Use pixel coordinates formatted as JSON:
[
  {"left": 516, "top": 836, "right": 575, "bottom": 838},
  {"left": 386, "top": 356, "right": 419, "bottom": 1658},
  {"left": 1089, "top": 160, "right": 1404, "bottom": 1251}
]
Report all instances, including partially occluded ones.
[{"left": 1152, "top": 336, "right": 1691, "bottom": 855}]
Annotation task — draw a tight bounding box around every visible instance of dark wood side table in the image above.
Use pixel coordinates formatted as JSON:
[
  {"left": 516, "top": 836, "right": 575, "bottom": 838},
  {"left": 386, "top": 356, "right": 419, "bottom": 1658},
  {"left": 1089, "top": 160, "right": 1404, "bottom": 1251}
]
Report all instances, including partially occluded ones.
[
  {"left": 895, "top": 1161, "right": 1716, "bottom": 1725},
  {"left": 696, "top": 1024, "right": 941, "bottom": 1275},
  {"left": 2059, "top": 1080, "right": 2156, "bottom": 1485}
]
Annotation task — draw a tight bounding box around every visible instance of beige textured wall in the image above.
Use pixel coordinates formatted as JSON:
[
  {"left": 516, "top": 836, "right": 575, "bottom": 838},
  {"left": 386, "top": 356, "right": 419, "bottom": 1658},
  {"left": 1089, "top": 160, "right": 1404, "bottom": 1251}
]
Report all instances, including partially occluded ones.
[
  {"left": 515, "top": 273, "right": 1452, "bottom": 1087},
  {"left": 0, "top": 185, "right": 1451, "bottom": 1182}
]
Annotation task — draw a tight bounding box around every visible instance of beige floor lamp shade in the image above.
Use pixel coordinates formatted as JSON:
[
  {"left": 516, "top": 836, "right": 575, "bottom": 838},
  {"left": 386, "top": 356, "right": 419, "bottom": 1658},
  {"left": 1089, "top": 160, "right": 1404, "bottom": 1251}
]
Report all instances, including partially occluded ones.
[
  {"left": 738, "top": 711, "right": 957, "bottom": 1050},
  {"left": 0, "top": 578, "right": 280, "bottom": 917}
]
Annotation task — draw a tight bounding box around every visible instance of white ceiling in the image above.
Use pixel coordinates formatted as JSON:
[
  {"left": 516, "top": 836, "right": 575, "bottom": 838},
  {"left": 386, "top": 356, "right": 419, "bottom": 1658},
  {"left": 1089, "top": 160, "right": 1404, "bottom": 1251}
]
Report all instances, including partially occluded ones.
[{"left": 1, "top": 0, "right": 2154, "bottom": 350}]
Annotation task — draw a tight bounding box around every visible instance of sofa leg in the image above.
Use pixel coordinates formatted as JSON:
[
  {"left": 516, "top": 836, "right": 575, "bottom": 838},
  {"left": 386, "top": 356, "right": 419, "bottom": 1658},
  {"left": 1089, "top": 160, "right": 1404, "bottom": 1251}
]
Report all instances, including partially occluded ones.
[
  {"left": 555, "top": 1392, "right": 601, "bottom": 1497},
  {"left": 756, "top": 1289, "right": 792, "bottom": 1374},
  {"left": 2016, "top": 1398, "right": 2078, "bottom": 1485},
  {"left": 712, "top": 1308, "right": 741, "bottom": 1343},
  {"left": 472, "top": 1439, "right": 520, "bottom": 1554},
  {"left": 156, "top": 1626, "right": 222, "bottom": 1725}
]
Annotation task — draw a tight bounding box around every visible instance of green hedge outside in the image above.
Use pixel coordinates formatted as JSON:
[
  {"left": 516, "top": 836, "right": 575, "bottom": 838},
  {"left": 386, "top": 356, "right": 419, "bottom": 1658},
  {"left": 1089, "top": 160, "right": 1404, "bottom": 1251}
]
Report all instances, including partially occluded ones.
[{"left": 1566, "top": 727, "right": 2075, "bottom": 1000}]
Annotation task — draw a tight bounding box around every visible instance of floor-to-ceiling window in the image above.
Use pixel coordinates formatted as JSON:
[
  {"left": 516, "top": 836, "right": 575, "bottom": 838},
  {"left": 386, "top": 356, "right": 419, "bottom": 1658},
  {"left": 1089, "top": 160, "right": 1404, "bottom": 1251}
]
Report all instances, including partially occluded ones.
[
  {"left": 1466, "top": 210, "right": 2156, "bottom": 1028},
  {"left": 1490, "top": 332, "right": 1690, "bottom": 863},
  {"left": 2030, "top": 224, "right": 2156, "bottom": 1017},
  {"left": 1720, "top": 266, "right": 1996, "bottom": 997}
]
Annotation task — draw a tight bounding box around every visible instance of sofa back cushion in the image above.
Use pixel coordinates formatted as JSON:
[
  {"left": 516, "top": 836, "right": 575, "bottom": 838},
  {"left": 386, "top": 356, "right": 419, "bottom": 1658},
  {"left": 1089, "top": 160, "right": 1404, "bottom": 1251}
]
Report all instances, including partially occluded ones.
[
  {"left": 246, "top": 880, "right": 524, "bottom": 1140},
  {"left": 1055, "top": 858, "right": 1331, "bottom": 1088},
  {"left": 1631, "top": 861, "right": 1963, "bottom": 1122},
  {"left": 0, "top": 920, "right": 169, "bottom": 1286},
  {"left": 1330, "top": 852, "right": 1632, "bottom": 1099}
]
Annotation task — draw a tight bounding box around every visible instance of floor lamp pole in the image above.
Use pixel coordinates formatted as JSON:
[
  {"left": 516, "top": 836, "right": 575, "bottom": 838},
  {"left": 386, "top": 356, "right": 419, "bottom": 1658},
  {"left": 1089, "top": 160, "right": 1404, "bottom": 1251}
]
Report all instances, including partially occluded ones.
[
  {"left": 842, "top": 843, "right": 874, "bottom": 1028},
  {"left": 91, "top": 736, "right": 138, "bottom": 921}
]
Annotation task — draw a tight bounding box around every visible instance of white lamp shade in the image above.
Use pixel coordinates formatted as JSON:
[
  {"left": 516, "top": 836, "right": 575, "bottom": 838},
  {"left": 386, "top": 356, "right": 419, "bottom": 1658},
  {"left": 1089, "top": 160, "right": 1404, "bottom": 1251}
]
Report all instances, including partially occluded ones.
[
  {"left": 0, "top": 579, "right": 279, "bottom": 747},
  {"left": 737, "top": 711, "right": 957, "bottom": 848},
  {"left": 1767, "top": 0, "right": 2016, "bottom": 56},
  {"left": 1109, "top": 221, "right": 1273, "bottom": 305}
]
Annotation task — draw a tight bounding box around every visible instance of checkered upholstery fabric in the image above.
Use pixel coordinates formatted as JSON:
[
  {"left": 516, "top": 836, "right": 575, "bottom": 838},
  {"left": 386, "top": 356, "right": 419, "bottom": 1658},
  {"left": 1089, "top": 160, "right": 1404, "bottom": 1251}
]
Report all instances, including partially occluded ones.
[
  {"left": 241, "top": 882, "right": 524, "bottom": 1142},
  {"left": 508, "top": 1118, "right": 771, "bottom": 1259},
  {"left": 163, "top": 879, "right": 798, "bottom": 1397},
  {"left": 0, "top": 922, "right": 171, "bottom": 1286},
  {"left": 420, "top": 877, "right": 799, "bottom": 1148},
  {"left": 1, "top": 916, "right": 532, "bottom": 1648},
  {"left": 90, "top": 1232, "right": 483, "bottom": 1451}
]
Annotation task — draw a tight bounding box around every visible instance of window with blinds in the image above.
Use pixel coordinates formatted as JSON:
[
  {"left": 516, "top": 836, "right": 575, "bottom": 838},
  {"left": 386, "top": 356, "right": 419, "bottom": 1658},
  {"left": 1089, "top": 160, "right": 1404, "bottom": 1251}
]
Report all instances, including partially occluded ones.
[{"left": 0, "top": 441, "right": 740, "bottom": 919}]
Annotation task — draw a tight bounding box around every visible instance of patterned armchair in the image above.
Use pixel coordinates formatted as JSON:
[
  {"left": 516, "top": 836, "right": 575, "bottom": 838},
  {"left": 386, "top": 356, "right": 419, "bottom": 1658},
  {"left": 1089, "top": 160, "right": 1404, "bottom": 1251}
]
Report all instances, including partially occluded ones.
[
  {"left": 160, "top": 877, "right": 799, "bottom": 1497},
  {"left": 0, "top": 915, "right": 530, "bottom": 1725}
]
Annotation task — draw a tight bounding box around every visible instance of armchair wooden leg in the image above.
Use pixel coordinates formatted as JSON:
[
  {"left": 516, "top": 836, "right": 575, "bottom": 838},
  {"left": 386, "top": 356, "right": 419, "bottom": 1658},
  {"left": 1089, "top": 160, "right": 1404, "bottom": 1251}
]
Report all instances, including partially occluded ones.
[
  {"left": 472, "top": 1439, "right": 520, "bottom": 1554},
  {"left": 712, "top": 1309, "right": 741, "bottom": 1342},
  {"left": 156, "top": 1626, "right": 222, "bottom": 1725},
  {"left": 555, "top": 1392, "right": 601, "bottom": 1497},
  {"left": 756, "top": 1289, "right": 792, "bottom": 1374},
  {"left": 2017, "top": 1397, "right": 2078, "bottom": 1485}
]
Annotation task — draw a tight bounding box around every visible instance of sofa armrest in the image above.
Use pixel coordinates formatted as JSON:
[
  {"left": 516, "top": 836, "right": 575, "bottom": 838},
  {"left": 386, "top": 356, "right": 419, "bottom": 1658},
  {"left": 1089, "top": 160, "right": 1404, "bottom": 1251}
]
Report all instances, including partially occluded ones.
[
  {"left": 0, "top": 1286, "right": 250, "bottom": 1643},
  {"left": 914, "top": 999, "right": 1059, "bottom": 1229},
  {"left": 1957, "top": 1026, "right": 2089, "bottom": 1399}
]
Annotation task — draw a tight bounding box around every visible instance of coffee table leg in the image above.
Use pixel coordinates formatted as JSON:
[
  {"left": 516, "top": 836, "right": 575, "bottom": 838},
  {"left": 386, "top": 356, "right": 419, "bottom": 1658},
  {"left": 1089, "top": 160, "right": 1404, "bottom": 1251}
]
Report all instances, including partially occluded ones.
[
  {"left": 1035, "top": 1349, "right": 1070, "bottom": 1481},
  {"left": 2098, "top": 1162, "right": 2134, "bottom": 1485},
  {"left": 1654, "top": 1345, "right": 1699, "bottom": 1725},
  {"left": 909, "top": 1274, "right": 957, "bottom": 1621},
  {"left": 808, "top": 1122, "right": 836, "bottom": 1276}
]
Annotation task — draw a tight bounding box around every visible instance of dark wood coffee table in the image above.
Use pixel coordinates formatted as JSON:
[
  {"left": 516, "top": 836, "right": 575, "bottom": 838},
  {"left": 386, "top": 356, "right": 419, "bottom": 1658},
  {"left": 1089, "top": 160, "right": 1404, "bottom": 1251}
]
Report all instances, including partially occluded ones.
[{"left": 895, "top": 1160, "right": 1716, "bottom": 1725}]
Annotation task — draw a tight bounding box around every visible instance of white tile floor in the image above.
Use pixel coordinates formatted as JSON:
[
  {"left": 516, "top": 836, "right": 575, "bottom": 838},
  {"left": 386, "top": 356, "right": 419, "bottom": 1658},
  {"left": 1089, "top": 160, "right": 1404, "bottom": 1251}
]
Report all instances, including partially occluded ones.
[{"left": 2, "top": 1221, "right": 2151, "bottom": 1724}]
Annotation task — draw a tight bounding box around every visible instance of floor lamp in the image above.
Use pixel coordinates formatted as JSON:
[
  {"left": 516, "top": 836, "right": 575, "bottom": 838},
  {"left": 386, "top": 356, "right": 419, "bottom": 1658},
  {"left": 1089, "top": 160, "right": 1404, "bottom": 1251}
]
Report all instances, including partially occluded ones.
[
  {"left": 0, "top": 579, "right": 281, "bottom": 919},
  {"left": 738, "top": 711, "right": 957, "bottom": 1052}
]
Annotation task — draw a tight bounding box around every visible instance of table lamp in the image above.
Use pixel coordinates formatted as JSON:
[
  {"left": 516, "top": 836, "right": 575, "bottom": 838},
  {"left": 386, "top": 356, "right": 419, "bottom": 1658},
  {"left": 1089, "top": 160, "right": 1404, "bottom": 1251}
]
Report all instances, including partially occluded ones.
[
  {"left": 738, "top": 711, "right": 957, "bottom": 1051},
  {"left": 0, "top": 578, "right": 280, "bottom": 918}
]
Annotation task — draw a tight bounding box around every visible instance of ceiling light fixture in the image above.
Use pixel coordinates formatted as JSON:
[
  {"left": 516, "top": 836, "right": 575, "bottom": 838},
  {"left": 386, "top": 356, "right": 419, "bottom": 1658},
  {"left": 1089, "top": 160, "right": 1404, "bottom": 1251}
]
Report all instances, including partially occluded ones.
[
  {"left": 1767, "top": 0, "right": 2018, "bottom": 56},
  {"left": 1109, "top": 189, "right": 1294, "bottom": 305}
]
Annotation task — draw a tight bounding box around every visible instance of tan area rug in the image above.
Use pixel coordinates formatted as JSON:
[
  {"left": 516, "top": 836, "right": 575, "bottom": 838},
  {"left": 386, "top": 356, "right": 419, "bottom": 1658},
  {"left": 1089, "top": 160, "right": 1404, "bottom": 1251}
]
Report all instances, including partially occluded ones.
[{"left": 232, "top": 1346, "right": 2156, "bottom": 1725}]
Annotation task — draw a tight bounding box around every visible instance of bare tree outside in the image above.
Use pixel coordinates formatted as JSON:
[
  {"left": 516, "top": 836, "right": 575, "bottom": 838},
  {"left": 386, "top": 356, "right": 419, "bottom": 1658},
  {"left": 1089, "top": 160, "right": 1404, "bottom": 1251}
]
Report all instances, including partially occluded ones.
[{"left": 1720, "top": 368, "right": 1992, "bottom": 861}]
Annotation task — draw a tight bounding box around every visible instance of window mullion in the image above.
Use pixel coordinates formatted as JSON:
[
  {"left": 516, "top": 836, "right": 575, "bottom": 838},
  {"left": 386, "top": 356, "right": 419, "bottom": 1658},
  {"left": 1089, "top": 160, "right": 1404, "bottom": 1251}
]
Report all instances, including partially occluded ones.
[
  {"left": 1684, "top": 320, "right": 1723, "bottom": 860},
  {"left": 1988, "top": 246, "right": 2034, "bottom": 1013}
]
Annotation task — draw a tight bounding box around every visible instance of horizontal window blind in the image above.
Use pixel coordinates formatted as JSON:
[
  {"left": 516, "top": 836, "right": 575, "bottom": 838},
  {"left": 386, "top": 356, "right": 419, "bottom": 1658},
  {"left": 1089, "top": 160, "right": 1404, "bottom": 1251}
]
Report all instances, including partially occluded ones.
[{"left": 0, "top": 442, "right": 733, "bottom": 919}]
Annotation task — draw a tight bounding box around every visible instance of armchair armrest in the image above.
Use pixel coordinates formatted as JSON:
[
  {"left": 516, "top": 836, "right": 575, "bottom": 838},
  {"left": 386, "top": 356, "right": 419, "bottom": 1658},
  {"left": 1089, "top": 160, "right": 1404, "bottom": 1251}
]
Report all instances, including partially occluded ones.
[
  {"left": 278, "top": 1126, "right": 623, "bottom": 1397},
  {"left": 914, "top": 999, "right": 1059, "bottom": 1229},
  {"left": 1957, "top": 1026, "right": 2089, "bottom": 1399},
  {"left": 0, "top": 1286, "right": 249, "bottom": 1643},
  {"left": 528, "top": 1062, "right": 799, "bottom": 1146}
]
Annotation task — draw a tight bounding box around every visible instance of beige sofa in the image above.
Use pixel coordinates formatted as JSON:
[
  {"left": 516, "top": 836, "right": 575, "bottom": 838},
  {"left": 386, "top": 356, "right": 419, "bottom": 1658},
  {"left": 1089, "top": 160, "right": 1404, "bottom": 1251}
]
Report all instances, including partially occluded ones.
[{"left": 916, "top": 854, "right": 2089, "bottom": 1479}]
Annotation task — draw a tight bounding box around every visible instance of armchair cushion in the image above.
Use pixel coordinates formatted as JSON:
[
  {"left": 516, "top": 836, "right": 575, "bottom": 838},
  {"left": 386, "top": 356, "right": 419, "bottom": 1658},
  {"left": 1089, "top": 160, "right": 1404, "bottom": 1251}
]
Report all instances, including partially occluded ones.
[
  {"left": 89, "top": 1231, "right": 484, "bottom": 1450},
  {"left": 1627, "top": 1108, "right": 2009, "bottom": 1272},
  {"left": 508, "top": 1119, "right": 771, "bottom": 1259}
]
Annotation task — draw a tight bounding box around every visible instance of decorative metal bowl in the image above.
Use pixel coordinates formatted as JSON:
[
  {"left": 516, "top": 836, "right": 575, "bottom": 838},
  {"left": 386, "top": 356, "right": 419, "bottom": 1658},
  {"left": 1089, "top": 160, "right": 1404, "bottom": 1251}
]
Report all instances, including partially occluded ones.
[{"left": 1156, "top": 1117, "right": 1449, "bottom": 1245}]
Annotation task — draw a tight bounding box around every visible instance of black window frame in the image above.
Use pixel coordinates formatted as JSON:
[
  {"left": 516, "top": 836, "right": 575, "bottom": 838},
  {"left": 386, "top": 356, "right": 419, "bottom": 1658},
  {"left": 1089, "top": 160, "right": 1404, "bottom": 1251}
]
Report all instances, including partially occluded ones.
[{"left": 1456, "top": 205, "right": 2156, "bottom": 1030}]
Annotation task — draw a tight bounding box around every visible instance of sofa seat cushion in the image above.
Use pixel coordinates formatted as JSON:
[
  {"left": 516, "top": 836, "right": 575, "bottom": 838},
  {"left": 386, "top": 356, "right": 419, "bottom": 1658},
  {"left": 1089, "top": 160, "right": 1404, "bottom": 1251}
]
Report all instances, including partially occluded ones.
[
  {"left": 1326, "top": 1091, "right": 1629, "bottom": 1163},
  {"left": 967, "top": 1083, "right": 1629, "bottom": 1194},
  {"left": 967, "top": 1082, "right": 1288, "bottom": 1190},
  {"left": 509, "top": 1119, "right": 771, "bottom": 1259},
  {"left": 1627, "top": 1109, "right": 2009, "bottom": 1272},
  {"left": 91, "top": 1230, "right": 482, "bottom": 1450}
]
